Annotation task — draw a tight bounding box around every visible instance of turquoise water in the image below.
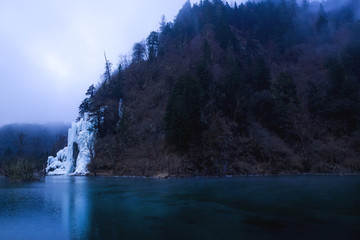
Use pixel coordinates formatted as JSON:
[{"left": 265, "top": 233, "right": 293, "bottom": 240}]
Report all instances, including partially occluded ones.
[{"left": 0, "top": 175, "right": 359, "bottom": 240}]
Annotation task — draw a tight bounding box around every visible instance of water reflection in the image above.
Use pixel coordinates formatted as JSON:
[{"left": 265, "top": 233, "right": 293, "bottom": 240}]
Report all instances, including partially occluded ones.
[{"left": 44, "top": 176, "right": 90, "bottom": 240}]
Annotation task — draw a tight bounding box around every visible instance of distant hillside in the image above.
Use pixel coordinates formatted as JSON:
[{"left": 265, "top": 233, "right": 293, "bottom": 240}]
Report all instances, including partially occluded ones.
[
  {"left": 79, "top": 0, "right": 360, "bottom": 176},
  {"left": 0, "top": 123, "right": 69, "bottom": 169}
]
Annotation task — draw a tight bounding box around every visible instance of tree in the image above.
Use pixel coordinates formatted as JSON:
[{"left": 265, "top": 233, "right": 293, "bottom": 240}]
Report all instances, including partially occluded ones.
[
  {"left": 159, "top": 15, "right": 166, "bottom": 32},
  {"left": 3, "top": 158, "right": 35, "bottom": 181},
  {"left": 89, "top": 108, "right": 105, "bottom": 137},
  {"left": 173, "top": 0, "right": 197, "bottom": 43},
  {"left": 342, "top": 42, "right": 360, "bottom": 82},
  {"left": 252, "top": 57, "right": 271, "bottom": 91},
  {"left": 132, "top": 41, "right": 147, "bottom": 63},
  {"left": 165, "top": 75, "right": 203, "bottom": 150},
  {"left": 31, "top": 137, "right": 41, "bottom": 155},
  {"left": 217, "top": 55, "right": 248, "bottom": 124},
  {"left": 271, "top": 72, "right": 298, "bottom": 135},
  {"left": 86, "top": 136, "right": 97, "bottom": 176},
  {"left": 306, "top": 81, "right": 324, "bottom": 117},
  {"left": 325, "top": 57, "right": 347, "bottom": 99},
  {"left": 301, "top": 0, "right": 309, "bottom": 10},
  {"left": 111, "top": 65, "right": 123, "bottom": 99},
  {"left": 273, "top": 72, "right": 297, "bottom": 106},
  {"left": 86, "top": 84, "right": 95, "bottom": 97},
  {"left": 251, "top": 90, "right": 275, "bottom": 126},
  {"left": 323, "top": 57, "right": 359, "bottom": 133},
  {"left": 17, "top": 132, "right": 27, "bottom": 158},
  {"left": 146, "top": 31, "right": 159, "bottom": 62},
  {"left": 103, "top": 52, "right": 112, "bottom": 83},
  {"left": 79, "top": 85, "right": 96, "bottom": 118},
  {"left": 1, "top": 148, "right": 13, "bottom": 172},
  {"left": 3, "top": 147, "right": 13, "bottom": 158},
  {"left": 289, "top": 0, "right": 298, "bottom": 14},
  {"left": 79, "top": 98, "right": 90, "bottom": 118},
  {"left": 316, "top": 4, "right": 329, "bottom": 35}
]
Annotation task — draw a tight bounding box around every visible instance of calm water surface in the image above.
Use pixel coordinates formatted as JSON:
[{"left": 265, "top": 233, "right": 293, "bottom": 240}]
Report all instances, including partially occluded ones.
[{"left": 0, "top": 175, "right": 359, "bottom": 240}]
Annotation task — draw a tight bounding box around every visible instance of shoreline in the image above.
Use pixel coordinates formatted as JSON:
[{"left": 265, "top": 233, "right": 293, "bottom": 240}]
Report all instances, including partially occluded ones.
[
  {"left": 3, "top": 171, "right": 359, "bottom": 181},
  {"left": 45, "top": 172, "right": 360, "bottom": 179},
  {"left": 2, "top": 172, "right": 359, "bottom": 182}
]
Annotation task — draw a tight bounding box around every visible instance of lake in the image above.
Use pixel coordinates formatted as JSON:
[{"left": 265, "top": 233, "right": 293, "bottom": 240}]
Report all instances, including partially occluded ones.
[{"left": 0, "top": 175, "right": 359, "bottom": 240}]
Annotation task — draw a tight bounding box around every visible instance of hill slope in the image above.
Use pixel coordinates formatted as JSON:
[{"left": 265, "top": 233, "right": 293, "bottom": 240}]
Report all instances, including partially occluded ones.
[{"left": 80, "top": 0, "right": 360, "bottom": 176}]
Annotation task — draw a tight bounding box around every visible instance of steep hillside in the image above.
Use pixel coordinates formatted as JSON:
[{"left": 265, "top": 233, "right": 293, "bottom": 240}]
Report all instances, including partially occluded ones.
[{"left": 80, "top": 0, "right": 360, "bottom": 176}]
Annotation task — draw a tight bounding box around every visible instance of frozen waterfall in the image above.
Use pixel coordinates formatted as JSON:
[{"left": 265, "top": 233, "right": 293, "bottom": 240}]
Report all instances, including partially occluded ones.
[{"left": 46, "top": 113, "right": 94, "bottom": 175}]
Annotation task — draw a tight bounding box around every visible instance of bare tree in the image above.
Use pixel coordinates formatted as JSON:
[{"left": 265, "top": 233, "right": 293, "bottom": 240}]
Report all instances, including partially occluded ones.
[
  {"left": 104, "top": 52, "right": 112, "bottom": 83},
  {"left": 118, "top": 54, "right": 131, "bottom": 69}
]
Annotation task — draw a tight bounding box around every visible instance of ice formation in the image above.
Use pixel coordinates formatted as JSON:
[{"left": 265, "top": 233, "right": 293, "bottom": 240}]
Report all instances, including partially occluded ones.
[{"left": 46, "top": 113, "right": 94, "bottom": 175}]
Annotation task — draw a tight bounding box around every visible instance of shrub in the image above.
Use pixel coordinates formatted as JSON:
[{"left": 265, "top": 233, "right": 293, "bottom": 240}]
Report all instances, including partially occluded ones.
[{"left": 3, "top": 158, "right": 35, "bottom": 181}]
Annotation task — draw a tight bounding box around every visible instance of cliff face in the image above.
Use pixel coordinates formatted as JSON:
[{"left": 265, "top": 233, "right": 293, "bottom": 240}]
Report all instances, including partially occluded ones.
[{"left": 46, "top": 114, "right": 94, "bottom": 175}]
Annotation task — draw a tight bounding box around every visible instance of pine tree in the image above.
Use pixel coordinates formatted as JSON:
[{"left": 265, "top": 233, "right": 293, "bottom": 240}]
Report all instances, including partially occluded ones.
[
  {"left": 316, "top": 4, "right": 329, "bottom": 34},
  {"left": 132, "top": 41, "right": 146, "bottom": 63},
  {"left": 165, "top": 75, "right": 202, "bottom": 150},
  {"left": 273, "top": 72, "right": 297, "bottom": 106},
  {"left": 146, "top": 31, "right": 159, "bottom": 62},
  {"left": 79, "top": 98, "right": 90, "bottom": 117},
  {"left": 253, "top": 57, "right": 271, "bottom": 92},
  {"left": 159, "top": 15, "right": 166, "bottom": 32},
  {"left": 86, "top": 84, "right": 95, "bottom": 97}
]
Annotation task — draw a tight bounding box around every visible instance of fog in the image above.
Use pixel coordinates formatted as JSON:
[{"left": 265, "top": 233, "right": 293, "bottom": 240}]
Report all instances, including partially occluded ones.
[
  {"left": 0, "top": 0, "right": 353, "bottom": 126},
  {"left": 1, "top": 0, "right": 246, "bottom": 126}
]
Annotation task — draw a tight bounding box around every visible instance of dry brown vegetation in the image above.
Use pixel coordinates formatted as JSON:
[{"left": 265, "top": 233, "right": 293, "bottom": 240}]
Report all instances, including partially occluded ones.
[{"left": 83, "top": 0, "right": 360, "bottom": 176}]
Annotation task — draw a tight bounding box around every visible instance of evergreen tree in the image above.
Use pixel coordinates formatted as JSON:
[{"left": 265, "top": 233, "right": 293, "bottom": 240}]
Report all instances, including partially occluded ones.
[
  {"left": 111, "top": 65, "right": 123, "bottom": 99},
  {"left": 79, "top": 84, "right": 96, "bottom": 118},
  {"left": 342, "top": 42, "right": 360, "bottom": 82},
  {"left": 252, "top": 57, "right": 271, "bottom": 91},
  {"left": 273, "top": 72, "right": 297, "bottom": 106},
  {"left": 86, "top": 84, "right": 95, "bottom": 97},
  {"left": 324, "top": 57, "right": 359, "bottom": 133},
  {"left": 306, "top": 81, "right": 324, "bottom": 117},
  {"left": 146, "top": 31, "right": 159, "bottom": 62},
  {"left": 272, "top": 72, "right": 298, "bottom": 134},
  {"left": 217, "top": 62, "right": 248, "bottom": 125},
  {"left": 165, "top": 75, "right": 202, "bottom": 150},
  {"left": 316, "top": 4, "right": 329, "bottom": 34},
  {"left": 301, "top": 0, "right": 309, "bottom": 10},
  {"left": 132, "top": 41, "right": 146, "bottom": 63},
  {"left": 159, "top": 15, "right": 166, "bottom": 32},
  {"left": 79, "top": 98, "right": 90, "bottom": 117}
]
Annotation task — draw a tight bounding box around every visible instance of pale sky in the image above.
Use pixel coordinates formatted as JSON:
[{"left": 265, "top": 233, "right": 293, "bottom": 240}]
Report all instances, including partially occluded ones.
[{"left": 0, "top": 0, "right": 245, "bottom": 126}]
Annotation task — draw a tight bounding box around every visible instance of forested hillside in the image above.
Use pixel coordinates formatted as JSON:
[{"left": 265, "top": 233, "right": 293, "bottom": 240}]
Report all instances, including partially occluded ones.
[
  {"left": 80, "top": 0, "right": 360, "bottom": 176},
  {"left": 0, "top": 123, "right": 68, "bottom": 172}
]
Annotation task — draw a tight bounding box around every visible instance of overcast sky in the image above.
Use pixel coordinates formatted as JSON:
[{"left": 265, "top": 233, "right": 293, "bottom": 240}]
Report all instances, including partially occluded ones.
[{"left": 0, "top": 0, "right": 246, "bottom": 126}]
